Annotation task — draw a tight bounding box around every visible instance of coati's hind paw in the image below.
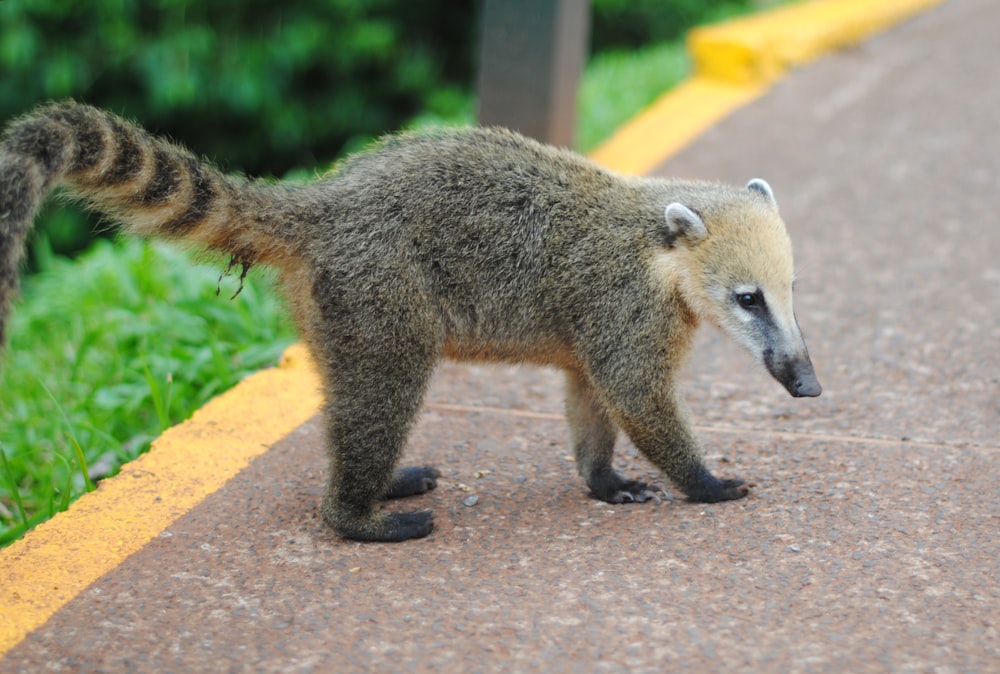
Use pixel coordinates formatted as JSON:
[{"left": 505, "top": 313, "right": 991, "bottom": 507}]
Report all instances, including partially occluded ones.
[
  {"left": 587, "top": 469, "right": 660, "bottom": 504},
  {"left": 334, "top": 510, "right": 435, "bottom": 543},
  {"left": 684, "top": 469, "right": 754, "bottom": 503},
  {"left": 323, "top": 467, "right": 439, "bottom": 542},
  {"left": 384, "top": 465, "right": 441, "bottom": 499}
]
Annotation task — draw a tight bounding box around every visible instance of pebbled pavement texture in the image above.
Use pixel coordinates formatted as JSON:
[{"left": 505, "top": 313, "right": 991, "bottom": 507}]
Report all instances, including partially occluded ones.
[{"left": 2, "top": 0, "right": 998, "bottom": 671}]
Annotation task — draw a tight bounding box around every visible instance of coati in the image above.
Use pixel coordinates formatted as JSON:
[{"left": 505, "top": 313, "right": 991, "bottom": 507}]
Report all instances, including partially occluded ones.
[{"left": 0, "top": 102, "right": 821, "bottom": 542}]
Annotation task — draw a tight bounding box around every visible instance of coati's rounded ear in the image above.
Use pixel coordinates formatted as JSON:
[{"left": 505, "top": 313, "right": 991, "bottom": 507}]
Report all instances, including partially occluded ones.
[
  {"left": 747, "top": 179, "right": 778, "bottom": 210},
  {"left": 663, "top": 203, "right": 708, "bottom": 245}
]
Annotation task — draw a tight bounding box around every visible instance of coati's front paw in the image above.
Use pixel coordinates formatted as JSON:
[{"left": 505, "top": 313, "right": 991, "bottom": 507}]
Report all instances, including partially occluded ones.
[
  {"left": 683, "top": 468, "right": 753, "bottom": 503},
  {"left": 587, "top": 469, "right": 659, "bottom": 504},
  {"left": 384, "top": 465, "right": 441, "bottom": 499},
  {"left": 331, "top": 510, "right": 435, "bottom": 543}
]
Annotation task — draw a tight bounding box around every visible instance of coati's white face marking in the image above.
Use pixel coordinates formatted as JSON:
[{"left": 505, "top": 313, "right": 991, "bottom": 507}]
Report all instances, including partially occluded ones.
[{"left": 652, "top": 179, "right": 821, "bottom": 398}]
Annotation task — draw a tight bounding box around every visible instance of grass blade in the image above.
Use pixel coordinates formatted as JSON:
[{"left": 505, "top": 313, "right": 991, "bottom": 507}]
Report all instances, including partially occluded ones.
[
  {"left": 65, "top": 432, "right": 96, "bottom": 493},
  {"left": 38, "top": 380, "right": 96, "bottom": 493}
]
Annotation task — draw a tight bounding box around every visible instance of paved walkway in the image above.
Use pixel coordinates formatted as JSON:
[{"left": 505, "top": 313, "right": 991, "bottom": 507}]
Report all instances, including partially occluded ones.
[{"left": 2, "top": 0, "right": 998, "bottom": 671}]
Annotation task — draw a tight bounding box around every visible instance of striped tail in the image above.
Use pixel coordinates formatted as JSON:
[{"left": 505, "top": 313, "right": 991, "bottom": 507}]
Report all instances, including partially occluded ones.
[{"left": 0, "top": 101, "right": 302, "bottom": 348}]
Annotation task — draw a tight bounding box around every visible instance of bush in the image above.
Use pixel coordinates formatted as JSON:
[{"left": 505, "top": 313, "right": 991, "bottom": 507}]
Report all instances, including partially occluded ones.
[{"left": 1, "top": 0, "right": 476, "bottom": 175}]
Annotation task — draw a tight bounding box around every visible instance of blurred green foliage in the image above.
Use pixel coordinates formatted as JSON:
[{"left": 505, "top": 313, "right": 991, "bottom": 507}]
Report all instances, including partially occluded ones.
[
  {"left": 0, "top": 0, "right": 476, "bottom": 176},
  {"left": 0, "top": 0, "right": 478, "bottom": 255}
]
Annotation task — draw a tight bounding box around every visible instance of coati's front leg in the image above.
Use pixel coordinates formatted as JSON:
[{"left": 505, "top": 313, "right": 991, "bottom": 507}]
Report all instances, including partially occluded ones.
[
  {"left": 620, "top": 400, "right": 751, "bottom": 503},
  {"left": 565, "top": 370, "right": 657, "bottom": 503},
  {"left": 584, "top": 349, "right": 750, "bottom": 504}
]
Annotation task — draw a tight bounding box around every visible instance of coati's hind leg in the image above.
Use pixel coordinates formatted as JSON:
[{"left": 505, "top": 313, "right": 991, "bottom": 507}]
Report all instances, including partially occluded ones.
[
  {"left": 565, "top": 370, "right": 657, "bottom": 504},
  {"left": 313, "top": 300, "right": 442, "bottom": 542},
  {"left": 318, "top": 362, "right": 438, "bottom": 541}
]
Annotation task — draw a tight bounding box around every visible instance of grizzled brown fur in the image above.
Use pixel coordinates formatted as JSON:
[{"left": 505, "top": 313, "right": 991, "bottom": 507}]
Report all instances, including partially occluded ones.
[{"left": 0, "top": 102, "right": 819, "bottom": 542}]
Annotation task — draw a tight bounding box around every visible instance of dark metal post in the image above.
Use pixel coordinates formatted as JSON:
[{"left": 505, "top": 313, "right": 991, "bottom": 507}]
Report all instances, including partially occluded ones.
[{"left": 477, "top": 0, "right": 590, "bottom": 147}]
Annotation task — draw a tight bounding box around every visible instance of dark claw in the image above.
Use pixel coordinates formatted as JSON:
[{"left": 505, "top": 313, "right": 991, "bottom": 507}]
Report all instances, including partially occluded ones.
[{"left": 384, "top": 511, "right": 435, "bottom": 541}]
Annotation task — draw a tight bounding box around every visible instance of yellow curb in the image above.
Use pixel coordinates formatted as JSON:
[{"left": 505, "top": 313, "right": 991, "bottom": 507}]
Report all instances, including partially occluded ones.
[
  {"left": 590, "top": 0, "right": 946, "bottom": 175},
  {"left": 688, "top": 0, "right": 948, "bottom": 85},
  {"left": 0, "top": 0, "right": 945, "bottom": 660},
  {"left": 0, "top": 349, "right": 321, "bottom": 655}
]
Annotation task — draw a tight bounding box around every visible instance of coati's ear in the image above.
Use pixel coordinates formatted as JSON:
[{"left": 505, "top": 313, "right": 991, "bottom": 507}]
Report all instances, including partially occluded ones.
[
  {"left": 747, "top": 178, "right": 778, "bottom": 210},
  {"left": 663, "top": 203, "right": 708, "bottom": 245}
]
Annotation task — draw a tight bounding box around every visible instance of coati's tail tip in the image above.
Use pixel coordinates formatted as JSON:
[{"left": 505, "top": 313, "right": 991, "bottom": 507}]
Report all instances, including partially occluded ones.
[
  {"left": 0, "top": 144, "right": 57, "bottom": 354},
  {"left": 1, "top": 103, "right": 100, "bottom": 353}
]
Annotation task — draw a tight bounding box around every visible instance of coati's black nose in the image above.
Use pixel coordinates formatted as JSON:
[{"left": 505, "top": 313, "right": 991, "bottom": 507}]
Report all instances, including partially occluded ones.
[{"left": 792, "top": 376, "right": 822, "bottom": 397}]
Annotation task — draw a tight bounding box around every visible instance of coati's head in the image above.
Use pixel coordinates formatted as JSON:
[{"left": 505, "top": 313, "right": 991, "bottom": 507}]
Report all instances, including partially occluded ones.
[{"left": 655, "top": 179, "right": 821, "bottom": 398}]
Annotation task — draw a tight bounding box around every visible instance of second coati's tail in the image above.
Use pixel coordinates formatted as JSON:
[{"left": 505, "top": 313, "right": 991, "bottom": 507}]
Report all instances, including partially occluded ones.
[{"left": 0, "top": 101, "right": 303, "bottom": 347}]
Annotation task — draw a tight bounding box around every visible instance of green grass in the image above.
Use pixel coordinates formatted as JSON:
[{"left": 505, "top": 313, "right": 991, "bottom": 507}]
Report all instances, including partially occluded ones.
[{"left": 0, "top": 236, "right": 296, "bottom": 544}]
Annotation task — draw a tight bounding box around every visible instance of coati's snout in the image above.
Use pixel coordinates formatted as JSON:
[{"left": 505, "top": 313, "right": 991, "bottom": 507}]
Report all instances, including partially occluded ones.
[
  {"left": 764, "top": 349, "right": 822, "bottom": 398},
  {"left": 744, "top": 312, "right": 822, "bottom": 398}
]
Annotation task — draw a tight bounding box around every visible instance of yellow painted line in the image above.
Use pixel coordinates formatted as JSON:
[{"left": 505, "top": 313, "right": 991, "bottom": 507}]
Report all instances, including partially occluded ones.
[
  {"left": 0, "top": 345, "right": 321, "bottom": 655},
  {"left": 590, "top": 0, "right": 946, "bottom": 175},
  {"left": 688, "top": 0, "right": 948, "bottom": 86},
  {"left": 0, "top": 0, "right": 946, "bottom": 659}
]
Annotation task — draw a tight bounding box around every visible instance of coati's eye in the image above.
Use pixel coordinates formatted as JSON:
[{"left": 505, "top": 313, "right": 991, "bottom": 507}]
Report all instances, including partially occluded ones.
[{"left": 736, "top": 291, "right": 762, "bottom": 310}]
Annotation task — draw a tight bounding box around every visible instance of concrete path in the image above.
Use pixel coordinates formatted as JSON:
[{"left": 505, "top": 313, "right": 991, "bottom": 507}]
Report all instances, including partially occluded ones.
[{"left": 2, "top": 0, "right": 998, "bottom": 671}]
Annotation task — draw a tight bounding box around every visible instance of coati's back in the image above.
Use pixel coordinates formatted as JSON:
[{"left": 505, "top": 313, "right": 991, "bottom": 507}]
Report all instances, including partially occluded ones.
[{"left": 319, "top": 126, "right": 675, "bottom": 355}]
